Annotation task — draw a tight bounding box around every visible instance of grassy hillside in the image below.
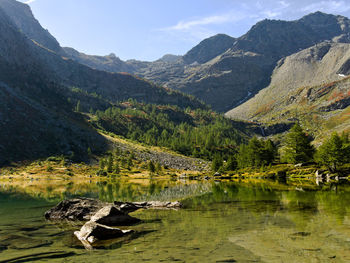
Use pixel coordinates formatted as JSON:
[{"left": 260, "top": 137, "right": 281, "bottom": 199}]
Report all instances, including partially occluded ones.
[{"left": 226, "top": 42, "right": 350, "bottom": 142}]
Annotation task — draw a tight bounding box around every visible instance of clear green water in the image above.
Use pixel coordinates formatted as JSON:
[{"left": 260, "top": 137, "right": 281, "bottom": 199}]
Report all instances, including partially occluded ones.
[{"left": 1, "top": 179, "right": 350, "bottom": 262}]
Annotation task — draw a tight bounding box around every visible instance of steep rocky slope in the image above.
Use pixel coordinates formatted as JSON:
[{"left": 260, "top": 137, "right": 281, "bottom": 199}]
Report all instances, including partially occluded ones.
[
  {"left": 0, "top": 0, "right": 62, "bottom": 53},
  {"left": 227, "top": 42, "right": 350, "bottom": 140},
  {"left": 182, "top": 34, "right": 236, "bottom": 64}
]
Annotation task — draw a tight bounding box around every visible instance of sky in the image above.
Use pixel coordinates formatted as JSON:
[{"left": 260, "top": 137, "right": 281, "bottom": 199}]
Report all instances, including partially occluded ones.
[{"left": 20, "top": 0, "right": 350, "bottom": 61}]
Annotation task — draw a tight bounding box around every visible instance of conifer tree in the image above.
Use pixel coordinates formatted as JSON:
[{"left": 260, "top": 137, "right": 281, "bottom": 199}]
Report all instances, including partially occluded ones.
[
  {"left": 127, "top": 157, "right": 133, "bottom": 170},
  {"left": 212, "top": 154, "right": 223, "bottom": 171},
  {"left": 114, "top": 162, "right": 120, "bottom": 174},
  {"left": 75, "top": 100, "right": 82, "bottom": 112},
  {"left": 263, "top": 139, "right": 278, "bottom": 164},
  {"left": 99, "top": 158, "right": 106, "bottom": 170},
  {"left": 87, "top": 147, "right": 92, "bottom": 157},
  {"left": 283, "top": 123, "right": 315, "bottom": 164},
  {"left": 107, "top": 155, "right": 114, "bottom": 173},
  {"left": 225, "top": 156, "right": 237, "bottom": 171},
  {"left": 148, "top": 161, "right": 155, "bottom": 173},
  {"left": 156, "top": 162, "right": 162, "bottom": 173},
  {"left": 316, "top": 132, "right": 350, "bottom": 171}
]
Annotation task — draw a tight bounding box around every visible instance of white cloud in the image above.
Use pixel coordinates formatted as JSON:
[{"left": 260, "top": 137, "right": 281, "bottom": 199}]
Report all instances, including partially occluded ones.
[
  {"left": 24, "top": 0, "right": 37, "bottom": 4},
  {"left": 279, "top": 1, "right": 290, "bottom": 8},
  {"left": 166, "top": 13, "right": 245, "bottom": 31},
  {"left": 301, "top": 0, "right": 350, "bottom": 13},
  {"left": 261, "top": 10, "right": 281, "bottom": 18},
  {"left": 257, "top": 0, "right": 291, "bottom": 19},
  {"left": 158, "top": 11, "right": 248, "bottom": 44}
]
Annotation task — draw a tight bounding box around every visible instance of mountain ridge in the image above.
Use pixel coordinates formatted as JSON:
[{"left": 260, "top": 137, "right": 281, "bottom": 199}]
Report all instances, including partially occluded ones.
[{"left": 54, "top": 11, "right": 350, "bottom": 112}]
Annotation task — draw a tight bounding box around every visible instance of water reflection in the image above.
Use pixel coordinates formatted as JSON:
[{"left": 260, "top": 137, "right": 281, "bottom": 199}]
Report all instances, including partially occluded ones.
[{"left": 1, "top": 178, "right": 350, "bottom": 261}]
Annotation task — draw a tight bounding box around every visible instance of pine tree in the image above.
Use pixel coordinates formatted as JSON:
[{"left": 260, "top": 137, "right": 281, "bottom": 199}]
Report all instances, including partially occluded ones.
[
  {"left": 263, "top": 139, "right": 277, "bottom": 164},
  {"left": 283, "top": 123, "right": 315, "bottom": 164},
  {"left": 99, "top": 158, "right": 106, "bottom": 170},
  {"left": 87, "top": 147, "right": 92, "bottom": 157},
  {"left": 225, "top": 156, "right": 237, "bottom": 171},
  {"left": 237, "top": 144, "right": 250, "bottom": 168},
  {"left": 114, "top": 162, "right": 120, "bottom": 174},
  {"left": 107, "top": 155, "right": 114, "bottom": 173},
  {"left": 247, "top": 137, "right": 264, "bottom": 167},
  {"left": 316, "top": 132, "right": 350, "bottom": 171},
  {"left": 127, "top": 157, "right": 133, "bottom": 170},
  {"left": 75, "top": 100, "right": 82, "bottom": 112},
  {"left": 155, "top": 162, "right": 162, "bottom": 173},
  {"left": 212, "top": 155, "right": 223, "bottom": 171},
  {"left": 148, "top": 161, "right": 155, "bottom": 173}
]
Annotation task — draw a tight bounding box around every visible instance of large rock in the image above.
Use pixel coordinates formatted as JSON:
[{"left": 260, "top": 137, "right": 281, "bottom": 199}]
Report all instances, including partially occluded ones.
[
  {"left": 44, "top": 198, "right": 107, "bottom": 221},
  {"left": 45, "top": 198, "right": 183, "bottom": 222},
  {"left": 74, "top": 221, "right": 133, "bottom": 244},
  {"left": 90, "top": 206, "right": 141, "bottom": 226}
]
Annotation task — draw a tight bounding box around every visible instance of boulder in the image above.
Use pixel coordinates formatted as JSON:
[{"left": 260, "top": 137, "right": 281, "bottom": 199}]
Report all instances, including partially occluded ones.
[
  {"left": 74, "top": 221, "right": 133, "bottom": 244},
  {"left": 90, "top": 206, "right": 141, "bottom": 226},
  {"left": 44, "top": 198, "right": 107, "bottom": 221},
  {"left": 45, "top": 198, "right": 183, "bottom": 222}
]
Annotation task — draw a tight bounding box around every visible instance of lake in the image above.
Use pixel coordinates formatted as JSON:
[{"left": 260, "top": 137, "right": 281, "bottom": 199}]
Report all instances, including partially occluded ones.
[{"left": 0, "top": 178, "right": 350, "bottom": 262}]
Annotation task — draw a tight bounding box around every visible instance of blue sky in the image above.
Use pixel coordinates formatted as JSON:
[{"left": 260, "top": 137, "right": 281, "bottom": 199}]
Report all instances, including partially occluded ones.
[{"left": 21, "top": 0, "right": 350, "bottom": 61}]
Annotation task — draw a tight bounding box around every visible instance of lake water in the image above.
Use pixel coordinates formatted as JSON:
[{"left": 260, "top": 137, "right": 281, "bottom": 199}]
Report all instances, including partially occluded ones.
[{"left": 1, "top": 178, "right": 350, "bottom": 262}]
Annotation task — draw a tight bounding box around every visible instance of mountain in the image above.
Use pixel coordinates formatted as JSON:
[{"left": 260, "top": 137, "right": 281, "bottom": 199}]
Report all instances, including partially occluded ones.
[
  {"left": 157, "top": 54, "right": 182, "bottom": 63},
  {"left": 0, "top": 5, "right": 109, "bottom": 164},
  {"left": 182, "top": 34, "right": 236, "bottom": 65},
  {"left": 0, "top": 0, "right": 206, "bottom": 165},
  {"left": 61, "top": 12, "right": 350, "bottom": 112},
  {"left": 226, "top": 41, "right": 350, "bottom": 140},
  {"left": 63, "top": 47, "right": 135, "bottom": 73},
  {"left": 0, "top": 0, "right": 62, "bottom": 53}
]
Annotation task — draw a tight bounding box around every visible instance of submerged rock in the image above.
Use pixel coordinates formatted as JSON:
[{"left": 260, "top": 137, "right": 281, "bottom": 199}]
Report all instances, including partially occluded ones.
[
  {"left": 141, "top": 201, "right": 182, "bottom": 209},
  {"left": 74, "top": 221, "right": 133, "bottom": 244},
  {"left": 44, "top": 198, "right": 107, "bottom": 221},
  {"left": 90, "top": 206, "right": 141, "bottom": 226},
  {"left": 114, "top": 200, "right": 182, "bottom": 211},
  {"left": 0, "top": 235, "right": 53, "bottom": 250}
]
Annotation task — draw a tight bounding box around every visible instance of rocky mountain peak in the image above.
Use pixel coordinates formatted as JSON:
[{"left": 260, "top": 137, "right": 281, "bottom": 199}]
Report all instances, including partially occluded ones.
[
  {"left": 183, "top": 33, "right": 236, "bottom": 64},
  {"left": 157, "top": 54, "right": 181, "bottom": 63},
  {"left": 0, "top": 0, "right": 62, "bottom": 53}
]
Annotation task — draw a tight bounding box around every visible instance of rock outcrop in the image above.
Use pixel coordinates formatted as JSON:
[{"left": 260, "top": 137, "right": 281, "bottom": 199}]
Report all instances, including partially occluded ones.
[
  {"left": 74, "top": 221, "right": 133, "bottom": 248},
  {"left": 44, "top": 198, "right": 108, "bottom": 221},
  {"left": 90, "top": 206, "right": 141, "bottom": 226}
]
